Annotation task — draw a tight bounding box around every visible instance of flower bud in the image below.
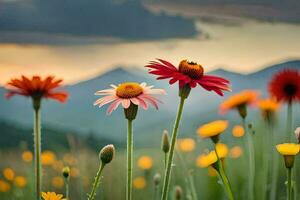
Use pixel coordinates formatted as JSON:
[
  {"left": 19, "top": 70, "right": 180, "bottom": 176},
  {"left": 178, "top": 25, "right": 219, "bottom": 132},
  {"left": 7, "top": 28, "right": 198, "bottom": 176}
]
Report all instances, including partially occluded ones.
[
  {"left": 62, "top": 166, "right": 70, "bottom": 178},
  {"left": 99, "top": 144, "right": 115, "bottom": 165},
  {"left": 237, "top": 105, "right": 247, "bottom": 119},
  {"left": 179, "top": 84, "right": 191, "bottom": 99},
  {"left": 153, "top": 173, "right": 161, "bottom": 186},
  {"left": 295, "top": 127, "right": 300, "bottom": 144},
  {"left": 175, "top": 186, "right": 183, "bottom": 200},
  {"left": 162, "top": 130, "right": 170, "bottom": 153},
  {"left": 124, "top": 104, "right": 138, "bottom": 120},
  {"left": 284, "top": 155, "right": 295, "bottom": 169}
]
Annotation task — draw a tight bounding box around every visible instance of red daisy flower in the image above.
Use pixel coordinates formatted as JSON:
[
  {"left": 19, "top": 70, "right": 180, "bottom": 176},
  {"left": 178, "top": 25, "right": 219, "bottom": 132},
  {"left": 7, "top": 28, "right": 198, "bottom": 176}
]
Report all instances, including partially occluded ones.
[
  {"left": 5, "top": 75, "right": 68, "bottom": 103},
  {"left": 268, "top": 69, "right": 300, "bottom": 103},
  {"left": 145, "top": 59, "right": 231, "bottom": 96}
]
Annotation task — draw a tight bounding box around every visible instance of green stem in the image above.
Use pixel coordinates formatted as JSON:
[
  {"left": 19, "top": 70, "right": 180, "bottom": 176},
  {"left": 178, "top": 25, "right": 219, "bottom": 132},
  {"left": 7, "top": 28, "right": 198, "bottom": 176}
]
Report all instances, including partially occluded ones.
[
  {"left": 270, "top": 124, "right": 279, "bottom": 200},
  {"left": 286, "top": 103, "right": 293, "bottom": 142},
  {"left": 262, "top": 123, "right": 270, "bottom": 200},
  {"left": 242, "top": 118, "right": 255, "bottom": 200},
  {"left": 215, "top": 147, "right": 234, "bottom": 200},
  {"left": 87, "top": 163, "right": 105, "bottom": 200},
  {"left": 127, "top": 119, "right": 133, "bottom": 200},
  {"left": 65, "top": 178, "right": 70, "bottom": 200},
  {"left": 164, "top": 153, "right": 167, "bottom": 168},
  {"left": 286, "top": 103, "right": 296, "bottom": 200},
  {"left": 161, "top": 97, "right": 186, "bottom": 200},
  {"left": 154, "top": 186, "right": 159, "bottom": 200},
  {"left": 287, "top": 168, "right": 292, "bottom": 200},
  {"left": 34, "top": 107, "right": 41, "bottom": 200}
]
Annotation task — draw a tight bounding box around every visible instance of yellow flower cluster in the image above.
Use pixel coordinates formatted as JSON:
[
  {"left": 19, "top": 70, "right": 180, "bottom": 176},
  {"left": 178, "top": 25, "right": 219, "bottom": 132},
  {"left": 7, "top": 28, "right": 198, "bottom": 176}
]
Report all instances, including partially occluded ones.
[{"left": 0, "top": 168, "right": 27, "bottom": 193}]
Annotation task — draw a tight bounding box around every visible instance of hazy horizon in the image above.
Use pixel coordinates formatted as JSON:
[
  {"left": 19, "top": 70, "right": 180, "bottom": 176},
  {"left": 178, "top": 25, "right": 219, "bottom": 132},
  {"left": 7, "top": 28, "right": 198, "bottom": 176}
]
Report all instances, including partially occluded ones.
[{"left": 1, "top": 0, "right": 300, "bottom": 86}]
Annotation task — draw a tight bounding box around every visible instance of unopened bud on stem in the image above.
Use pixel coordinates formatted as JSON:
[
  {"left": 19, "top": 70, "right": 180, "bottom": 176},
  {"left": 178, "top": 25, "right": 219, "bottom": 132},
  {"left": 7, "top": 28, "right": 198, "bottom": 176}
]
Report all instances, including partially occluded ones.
[
  {"left": 99, "top": 144, "right": 115, "bottom": 165},
  {"left": 62, "top": 166, "right": 70, "bottom": 179},
  {"left": 162, "top": 130, "right": 170, "bottom": 153}
]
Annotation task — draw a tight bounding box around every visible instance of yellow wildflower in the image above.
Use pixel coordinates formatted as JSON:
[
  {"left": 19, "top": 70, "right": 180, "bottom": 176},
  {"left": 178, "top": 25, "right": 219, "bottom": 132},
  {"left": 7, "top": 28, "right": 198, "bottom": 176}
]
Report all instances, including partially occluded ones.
[
  {"left": 14, "top": 176, "right": 27, "bottom": 188},
  {"left": 177, "top": 138, "right": 195, "bottom": 152},
  {"left": 3, "top": 168, "right": 15, "bottom": 181},
  {"left": 22, "top": 150, "right": 33, "bottom": 163},
  {"left": 232, "top": 125, "right": 244, "bottom": 138},
  {"left": 138, "top": 156, "right": 153, "bottom": 170},
  {"left": 0, "top": 179, "right": 10, "bottom": 192},
  {"left": 133, "top": 177, "right": 146, "bottom": 189},
  {"left": 41, "top": 151, "right": 56, "bottom": 166},
  {"left": 197, "top": 120, "right": 228, "bottom": 141},
  {"left": 42, "top": 192, "right": 64, "bottom": 200}
]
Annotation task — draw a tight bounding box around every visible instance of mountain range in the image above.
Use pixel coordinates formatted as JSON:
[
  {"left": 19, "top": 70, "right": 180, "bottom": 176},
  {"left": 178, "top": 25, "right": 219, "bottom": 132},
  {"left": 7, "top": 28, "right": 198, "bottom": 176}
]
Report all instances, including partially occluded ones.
[{"left": 0, "top": 60, "right": 300, "bottom": 146}]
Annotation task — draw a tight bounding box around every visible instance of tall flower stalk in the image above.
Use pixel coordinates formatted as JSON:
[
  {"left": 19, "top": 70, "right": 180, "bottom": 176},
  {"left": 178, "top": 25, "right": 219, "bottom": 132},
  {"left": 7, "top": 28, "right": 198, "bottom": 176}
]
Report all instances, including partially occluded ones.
[
  {"left": 94, "top": 82, "right": 165, "bottom": 200},
  {"left": 276, "top": 143, "right": 299, "bottom": 200},
  {"left": 256, "top": 98, "right": 280, "bottom": 200},
  {"left": 197, "top": 120, "right": 234, "bottom": 200},
  {"left": 88, "top": 144, "right": 115, "bottom": 200},
  {"left": 196, "top": 142, "right": 233, "bottom": 199},
  {"left": 242, "top": 117, "right": 255, "bottom": 200},
  {"left": 62, "top": 167, "right": 70, "bottom": 200},
  {"left": 215, "top": 147, "right": 234, "bottom": 200},
  {"left": 268, "top": 69, "right": 300, "bottom": 199},
  {"left": 220, "top": 90, "right": 259, "bottom": 200},
  {"left": 162, "top": 94, "right": 186, "bottom": 200},
  {"left": 126, "top": 117, "right": 134, "bottom": 200},
  {"left": 33, "top": 99, "right": 41, "bottom": 200},
  {"left": 5, "top": 76, "right": 68, "bottom": 200},
  {"left": 146, "top": 59, "right": 230, "bottom": 200}
]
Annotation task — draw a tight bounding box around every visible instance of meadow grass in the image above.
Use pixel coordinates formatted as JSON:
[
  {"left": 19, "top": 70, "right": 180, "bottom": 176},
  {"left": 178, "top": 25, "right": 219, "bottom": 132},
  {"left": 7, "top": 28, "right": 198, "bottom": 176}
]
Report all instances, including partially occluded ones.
[{"left": 0, "top": 126, "right": 294, "bottom": 200}]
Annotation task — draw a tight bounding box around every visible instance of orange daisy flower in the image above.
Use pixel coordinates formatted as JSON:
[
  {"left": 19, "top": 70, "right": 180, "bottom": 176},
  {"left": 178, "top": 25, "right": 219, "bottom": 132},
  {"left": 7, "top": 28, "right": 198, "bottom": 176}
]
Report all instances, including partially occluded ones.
[
  {"left": 256, "top": 98, "right": 280, "bottom": 122},
  {"left": 269, "top": 70, "right": 300, "bottom": 103},
  {"left": 5, "top": 75, "right": 68, "bottom": 103},
  {"left": 220, "top": 90, "right": 259, "bottom": 113}
]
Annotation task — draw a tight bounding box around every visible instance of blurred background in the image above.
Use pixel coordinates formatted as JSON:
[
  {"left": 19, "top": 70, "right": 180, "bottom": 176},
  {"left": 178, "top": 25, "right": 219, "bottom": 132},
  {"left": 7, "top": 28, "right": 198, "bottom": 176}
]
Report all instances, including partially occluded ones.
[{"left": 0, "top": 0, "right": 300, "bottom": 199}]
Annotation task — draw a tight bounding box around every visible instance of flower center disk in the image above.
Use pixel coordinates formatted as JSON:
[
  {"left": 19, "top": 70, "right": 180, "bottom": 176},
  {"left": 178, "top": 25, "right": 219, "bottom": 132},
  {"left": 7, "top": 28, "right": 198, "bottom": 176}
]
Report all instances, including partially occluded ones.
[
  {"left": 116, "top": 82, "right": 143, "bottom": 98},
  {"left": 283, "top": 83, "right": 297, "bottom": 97},
  {"left": 179, "top": 60, "right": 204, "bottom": 79}
]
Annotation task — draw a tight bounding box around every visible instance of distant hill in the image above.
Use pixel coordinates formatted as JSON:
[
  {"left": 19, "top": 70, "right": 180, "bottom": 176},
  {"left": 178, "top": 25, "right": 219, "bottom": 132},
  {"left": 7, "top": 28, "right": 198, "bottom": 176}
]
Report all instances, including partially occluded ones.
[
  {"left": 0, "top": 121, "right": 119, "bottom": 150},
  {"left": 0, "top": 60, "right": 299, "bottom": 146}
]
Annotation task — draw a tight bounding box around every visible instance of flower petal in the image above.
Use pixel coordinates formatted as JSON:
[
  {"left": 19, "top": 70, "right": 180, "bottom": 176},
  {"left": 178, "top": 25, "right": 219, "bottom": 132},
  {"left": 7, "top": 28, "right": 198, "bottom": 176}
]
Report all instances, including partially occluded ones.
[
  {"left": 94, "top": 95, "right": 117, "bottom": 107},
  {"left": 136, "top": 97, "right": 148, "bottom": 110},
  {"left": 107, "top": 99, "right": 122, "bottom": 114},
  {"left": 121, "top": 99, "right": 131, "bottom": 109}
]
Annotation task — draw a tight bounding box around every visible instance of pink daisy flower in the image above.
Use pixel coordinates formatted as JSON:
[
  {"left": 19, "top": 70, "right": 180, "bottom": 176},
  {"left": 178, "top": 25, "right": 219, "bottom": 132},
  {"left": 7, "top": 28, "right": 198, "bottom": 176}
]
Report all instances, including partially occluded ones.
[{"left": 94, "top": 82, "right": 166, "bottom": 114}]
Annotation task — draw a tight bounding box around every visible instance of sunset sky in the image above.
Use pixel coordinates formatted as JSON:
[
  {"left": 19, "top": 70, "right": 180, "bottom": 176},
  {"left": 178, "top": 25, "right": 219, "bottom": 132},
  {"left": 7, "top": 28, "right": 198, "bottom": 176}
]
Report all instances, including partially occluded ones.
[{"left": 0, "top": 0, "right": 300, "bottom": 86}]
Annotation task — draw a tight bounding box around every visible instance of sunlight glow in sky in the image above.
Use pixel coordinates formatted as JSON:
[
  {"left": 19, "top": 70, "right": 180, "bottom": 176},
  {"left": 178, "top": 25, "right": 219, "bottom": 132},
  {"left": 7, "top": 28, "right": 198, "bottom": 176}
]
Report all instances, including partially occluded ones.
[{"left": 0, "top": 20, "right": 300, "bottom": 86}]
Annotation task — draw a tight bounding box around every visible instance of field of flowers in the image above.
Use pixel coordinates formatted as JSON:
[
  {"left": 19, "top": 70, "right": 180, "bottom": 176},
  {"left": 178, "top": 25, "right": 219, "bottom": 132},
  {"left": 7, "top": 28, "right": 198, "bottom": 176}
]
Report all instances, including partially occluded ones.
[{"left": 0, "top": 59, "right": 300, "bottom": 200}]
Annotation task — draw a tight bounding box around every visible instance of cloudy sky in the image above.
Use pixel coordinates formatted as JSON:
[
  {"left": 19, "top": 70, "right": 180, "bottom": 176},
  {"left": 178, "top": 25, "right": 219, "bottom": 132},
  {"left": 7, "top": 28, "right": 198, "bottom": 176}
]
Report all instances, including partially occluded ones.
[{"left": 0, "top": 0, "right": 300, "bottom": 85}]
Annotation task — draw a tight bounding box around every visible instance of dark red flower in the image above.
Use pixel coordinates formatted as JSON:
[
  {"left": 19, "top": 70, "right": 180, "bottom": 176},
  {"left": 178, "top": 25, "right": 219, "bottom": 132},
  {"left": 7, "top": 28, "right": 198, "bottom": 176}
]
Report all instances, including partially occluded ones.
[
  {"left": 145, "top": 59, "right": 231, "bottom": 96},
  {"left": 268, "top": 69, "right": 300, "bottom": 103},
  {"left": 5, "top": 75, "right": 68, "bottom": 103}
]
